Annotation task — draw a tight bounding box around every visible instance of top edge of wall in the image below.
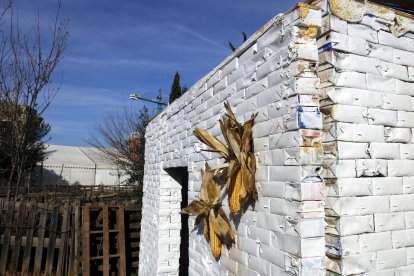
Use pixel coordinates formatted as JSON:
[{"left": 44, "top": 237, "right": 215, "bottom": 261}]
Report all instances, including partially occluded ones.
[
  {"left": 146, "top": 2, "right": 320, "bottom": 125},
  {"left": 308, "top": 0, "right": 414, "bottom": 36}
]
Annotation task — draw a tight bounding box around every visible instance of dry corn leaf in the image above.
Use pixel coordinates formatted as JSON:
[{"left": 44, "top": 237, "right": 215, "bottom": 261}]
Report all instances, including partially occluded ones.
[
  {"left": 242, "top": 114, "right": 256, "bottom": 132},
  {"left": 194, "top": 214, "right": 203, "bottom": 227},
  {"left": 194, "top": 128, "right": 229, "bottom": 160},
  {"left": 224, "top": 102, "right": 242, "bottom": 130},
  {"left": 226, "top": 160, "right": 239, "bottom": 179},
  {"left": 241, "top": 129, "right": 253, "bottom": 153},
  {"left": 226, "top": 128, "right": 241, "bottom": 163},
  {"left": 184, "top": 101, "right": 257, "bottom": 259},
  {"left": 181, "top": 200, "right": 208, "bottom": 216},
  {"left": 209, "top": 208, "right": 234, "bottom": 248},
  {"left": 219, "top": 119, "right": 231, "bottom": 149},
  {"left": 245, "top": 154, "right": 258, "bottom": 202},
  {"left": 181, "top": 163, "right": 233, "bottom": 260},
  {"left": 199, "top": 168, "right": 220, "bottom": 204}
]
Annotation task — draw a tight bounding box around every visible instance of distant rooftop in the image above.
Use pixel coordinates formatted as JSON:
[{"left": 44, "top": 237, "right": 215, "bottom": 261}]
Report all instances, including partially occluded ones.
[{"left": 41, "top": 144, "right": 116, "bottom": 169}]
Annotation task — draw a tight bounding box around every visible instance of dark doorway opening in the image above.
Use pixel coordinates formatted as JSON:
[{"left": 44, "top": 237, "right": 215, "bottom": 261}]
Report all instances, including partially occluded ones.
[{"left": 165, "top": 167, "right": 189, "bottom": 276}]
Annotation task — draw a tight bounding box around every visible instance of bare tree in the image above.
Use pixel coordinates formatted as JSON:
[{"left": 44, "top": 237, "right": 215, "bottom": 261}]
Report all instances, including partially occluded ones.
[
  {"left": 87, "top": 105, "right": 152, "bottom": 205},
  {"left": 0, "top": 0, "right": 69, "bottom": 200}
]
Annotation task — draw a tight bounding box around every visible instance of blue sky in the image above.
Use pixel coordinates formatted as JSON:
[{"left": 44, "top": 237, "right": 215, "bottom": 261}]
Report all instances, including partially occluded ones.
[{"left": 14, "top": 0, "right": 298, "bottom": 146}]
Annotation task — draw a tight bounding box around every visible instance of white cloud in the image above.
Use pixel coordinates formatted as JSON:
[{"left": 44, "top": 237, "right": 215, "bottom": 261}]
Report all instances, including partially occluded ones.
[
  {"left": 63, "top": 56, "right": 177, "bottom": 71},
  {"left": 170, "top": 23, "right": 228, "bottom": 50}
]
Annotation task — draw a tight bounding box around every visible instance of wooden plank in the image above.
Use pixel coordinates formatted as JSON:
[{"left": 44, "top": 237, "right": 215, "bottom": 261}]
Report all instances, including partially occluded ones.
[
  {"left": 0, "top": 235, "right": 63, "bottom": 248},
  {"left": 62, "top": 204, "right": 71, "bottom": 275},
  {"left": 45, "top": 207, "right": 59, "bottom": 274},
  {"left": 102, "top": 205, "right": 110, "bottom": 276},
  {"left": 131, "top": 260, "right": 139, "bottom": 268},
  {"left": 34, "top": 207, "right": 48, "bottom": 275},
  {"left": 22, "top": 204, "right": 37, "bottom": 274},
  {"left": 0, "top": 201, "right": 15, "bottom": 275},
  {"left": 65, "top": 204, "right": 72, "bottom": 275},
  {"left": 0, "top": 199, "right": 4, "bottom": 226},
  {"left": 117, "top": 206, "right": 126, "bottom": 276},
  {"left": 56, "top": 202, "right": 70, "bottom": 276},
  {"left": 82, "top": 206, "right": 90, "bottom": 276},
  {"left": 73, "top": 203, "right": 80, "bottom": 276},
  {"left": 10, "top": 201, "right": 26, "bottom": 273},
  {"left": 67, "top": 204, "right": 75, "bottom": 276}
]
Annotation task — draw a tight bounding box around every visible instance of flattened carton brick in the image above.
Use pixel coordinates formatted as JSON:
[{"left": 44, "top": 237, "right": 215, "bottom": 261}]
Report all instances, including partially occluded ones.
[
  {"left": 377, "top": 248, "right": 408, "bottom": 270},
  {"left": 388, "top": 160, "right": 414, "bottom": 177},
  {"left": 284, "top": 181, "right": 325, "bottom": 201},
  {"left": 355, "top": 159, "right": 388, "bottom": 177},
  {"left": 269, "top": 198, "right": 324, "bottom": 218},
  {"left": 374, "top": 212, "right": 406, "bottom": 232},
  {"left": 402, "top": 176, "right": 414, "bottom": 194},
  {"left": 323, "top": 122, "right": 385, "bottom": 143},
  {"left": 400, "top": 145, "right": 414, "bottom": 160},
  {"left": 270, "top": 129, "right": 321, "bottom": 149},
  {"left": 283, "top": 146, "right": 323, "bottom": 166},
  {"left": 368, "top": 142, "right": 400, "bottom": 159},
  {"left": 271, "top": 232, "right": 325, "bottom": 258},
  {"left": 337, "top": 141, "right": 370, "bottom": 159},
  {"left": 340, "top": 252, "right": 376, "bottom": 275},
  {"left": 322, "top": 159, "right": 357, "bottom": 178},
  {"left": 390, "top": 194, "right": 414, "bottom": 212},
  {"left": 392, "top": 229, "right": 414, "bottom": 249},
  {"left": 384, "top": 127, "right": 411, "bottom": 143},
  {"left": 248, "top": 255, "right": 271, "bottom": 275},
  {"left": 283, "top": 106, "right": 322, "bottom": 130},
  {"left": 329, "top": 178, "right": 372, "bottom": 197},
  {"left": 259, "top": 244, "right": 285, "bottom": 267},
  {"left": 325, "top": 196, "right": 390, "bottom": 216},
  {"left": 284, "top": 217, "right": 325, "bottom": 238},
  {"left": 372, "top": 177, "right": 404, "bottom": 195},
  {"left": 322, "top": 14, "right": 348, "bottom": 34},
  {"left": 327, "top": 215, "right": 374, "bottom": 236}
]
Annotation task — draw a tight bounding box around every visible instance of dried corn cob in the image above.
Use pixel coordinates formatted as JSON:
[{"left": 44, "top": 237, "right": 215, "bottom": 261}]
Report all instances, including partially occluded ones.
[
  {"left": 203, "top": 218, "right": 209, "bottom": 240},
  {"left": 229, "top": 169, "right": 242, "bottom": 215},
  {"left": 209, "top": 218, "right": 221, "bottom": 258}
]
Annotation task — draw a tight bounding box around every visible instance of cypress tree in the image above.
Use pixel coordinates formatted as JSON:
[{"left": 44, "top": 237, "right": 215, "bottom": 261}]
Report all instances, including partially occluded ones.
[{"left": 169, "top": 71, "right": 182, "bottom": 104}]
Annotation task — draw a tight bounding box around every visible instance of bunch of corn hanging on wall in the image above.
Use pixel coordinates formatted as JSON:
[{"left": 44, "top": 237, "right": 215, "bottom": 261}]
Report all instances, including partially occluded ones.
[
  {"left": 182, "top": 102, "right": 257, "bottom": 259},
  {"left": 220, "top": 102, "right": 257, "bottom": 215},
  {"left": 181, "top": 165, "right": 234, "bottom": 258}
]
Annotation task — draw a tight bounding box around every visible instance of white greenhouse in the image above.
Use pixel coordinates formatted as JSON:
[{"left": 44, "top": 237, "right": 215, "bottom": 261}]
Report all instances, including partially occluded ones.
[{"left": 35, "top": 145, "right": 128, "bottom": 186}]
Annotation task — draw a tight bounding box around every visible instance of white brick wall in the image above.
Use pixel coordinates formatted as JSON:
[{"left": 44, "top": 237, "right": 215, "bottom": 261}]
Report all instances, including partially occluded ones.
[
  {"left": 139, "top": 3, "right": 324, "bottom": 276},
  {"left": 319, "top": 2, "right": 414, "bottom": 275},
  {"left": 139, "top": 1, "right": 414, "bottom": 275}
]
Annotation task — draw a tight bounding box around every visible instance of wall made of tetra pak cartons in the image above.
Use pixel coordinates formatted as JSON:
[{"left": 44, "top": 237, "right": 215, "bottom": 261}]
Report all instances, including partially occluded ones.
[
  {"left": 138, "top": 3, "right": 326, "bottom": 276},
  {"left": 316, "top": 0, "right": 414, "bottom": 275}
]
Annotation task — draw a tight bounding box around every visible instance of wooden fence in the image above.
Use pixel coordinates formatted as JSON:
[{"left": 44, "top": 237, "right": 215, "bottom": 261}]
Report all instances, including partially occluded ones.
[
  {"left": 0, "top": 197, "right": 140, "bottom": 275},
  {"left": 0, "top": 185, "right": 137, "bottom": 203}
]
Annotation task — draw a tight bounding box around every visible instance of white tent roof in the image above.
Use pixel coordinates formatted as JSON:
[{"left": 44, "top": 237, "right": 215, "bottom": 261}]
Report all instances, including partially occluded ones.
[{"left": 41, "top": 144, "right": 117, "bottom": 169}]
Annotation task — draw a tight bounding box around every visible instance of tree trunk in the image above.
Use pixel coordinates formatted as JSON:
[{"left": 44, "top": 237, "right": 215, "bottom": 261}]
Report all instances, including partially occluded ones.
[
  {"left": 14, "top": 165, "right": 23, "bottom": 202},
  {"left": 6, "top": 164, "right": 15, "bottom": 201}
]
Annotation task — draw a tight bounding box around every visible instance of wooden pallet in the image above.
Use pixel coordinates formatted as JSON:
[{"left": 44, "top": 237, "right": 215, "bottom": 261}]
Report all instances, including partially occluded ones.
[
  {"left": 0, "top": 200, "right": 73, "bottom": 276},
  {"left": 82, "top": 205, "right": 126, "bottom": 276},
  {"left": 0, "top": 197, "right": 139, "bottom": 275}
]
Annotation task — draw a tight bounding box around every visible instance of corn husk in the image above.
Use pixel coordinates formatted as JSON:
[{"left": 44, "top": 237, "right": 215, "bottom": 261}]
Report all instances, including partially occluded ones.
[
  {"left": 194, "top": 103, "right": 257, "bottom": 215},
  {"left": 181, "top": 166, "right": 234, "bottom": 259},
  {"left": 182, "top": 101, "right": 256, "bottom": 259},
  {"left": 193, "top": 128, "right": 229, "bottom": 160},
  {"left": 221, "top": 103, "right": 257, "bottom": 214}
]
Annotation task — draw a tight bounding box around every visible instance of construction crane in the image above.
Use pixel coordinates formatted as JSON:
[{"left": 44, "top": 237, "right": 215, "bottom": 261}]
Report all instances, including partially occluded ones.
[{"left": 129, "top": 89, "right": 168, "bottom": 113}]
